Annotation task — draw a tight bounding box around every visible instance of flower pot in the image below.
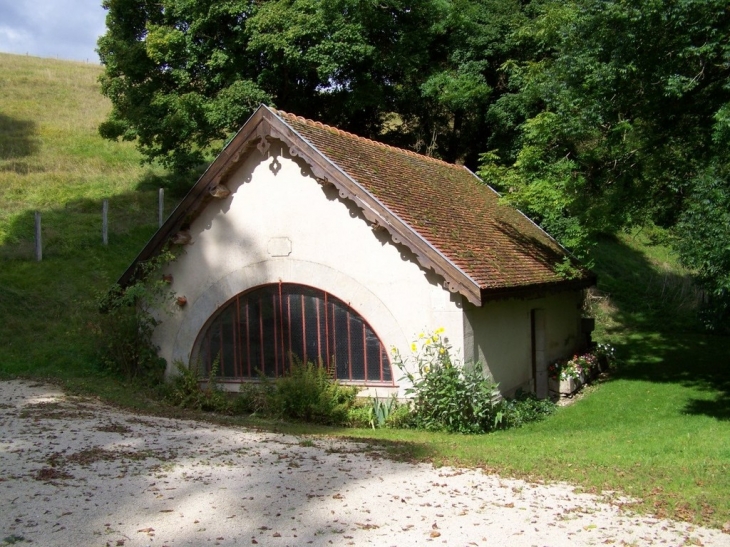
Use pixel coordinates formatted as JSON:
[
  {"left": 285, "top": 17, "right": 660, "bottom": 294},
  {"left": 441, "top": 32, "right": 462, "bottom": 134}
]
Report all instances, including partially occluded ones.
[{"left": 549, "top": 377, "right": 581, "bottom": 396}]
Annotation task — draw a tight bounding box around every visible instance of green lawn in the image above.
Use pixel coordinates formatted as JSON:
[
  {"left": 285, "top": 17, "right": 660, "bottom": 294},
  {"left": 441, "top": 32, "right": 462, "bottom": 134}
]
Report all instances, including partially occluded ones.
[
  {"left": 1, "top": 53, "right": 728, "bottom": 529},
  {"left": 0, "top": 53, "right": 171, "bottom": 376}
]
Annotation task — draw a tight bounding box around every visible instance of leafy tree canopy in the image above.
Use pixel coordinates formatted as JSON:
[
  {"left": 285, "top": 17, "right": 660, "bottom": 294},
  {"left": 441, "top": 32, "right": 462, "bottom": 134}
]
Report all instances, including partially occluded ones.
[
  {"left": 98, "top": 0, "right": 522, "bottom": 170},
  {"left": 479, "top": 0, "right": 730, "bottom": 326},
  {"left": 99, "top": 0, "right": 730, "bottom": 326}
]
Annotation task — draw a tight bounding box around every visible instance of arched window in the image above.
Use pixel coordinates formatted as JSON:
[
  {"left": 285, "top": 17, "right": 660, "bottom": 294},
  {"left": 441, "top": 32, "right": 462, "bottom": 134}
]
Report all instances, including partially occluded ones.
[{"left": 197, "top": 283, "right": 393, "bottom": 385}]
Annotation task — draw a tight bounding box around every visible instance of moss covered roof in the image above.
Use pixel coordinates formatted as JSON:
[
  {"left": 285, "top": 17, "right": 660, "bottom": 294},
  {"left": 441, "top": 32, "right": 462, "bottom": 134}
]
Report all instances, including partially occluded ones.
[{"left": 274, "top": 109, "right": 593, "bottom": 296}]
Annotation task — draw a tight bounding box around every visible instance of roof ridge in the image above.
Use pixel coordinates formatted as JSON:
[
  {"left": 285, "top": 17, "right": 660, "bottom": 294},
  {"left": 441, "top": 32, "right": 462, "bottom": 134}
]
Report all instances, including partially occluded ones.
[{"left": 271, "top": 108, "right": 458, "bottom": 169}]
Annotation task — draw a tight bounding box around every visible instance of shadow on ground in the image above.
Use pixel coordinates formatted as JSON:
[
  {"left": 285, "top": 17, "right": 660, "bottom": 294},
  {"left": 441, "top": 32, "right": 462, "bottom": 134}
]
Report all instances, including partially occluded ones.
[
  {"left": 591, "top": 235, "right": 730, "bottom": 421},
  {"left": 0, "top": 113, "right": 40, "bottom": 161}
]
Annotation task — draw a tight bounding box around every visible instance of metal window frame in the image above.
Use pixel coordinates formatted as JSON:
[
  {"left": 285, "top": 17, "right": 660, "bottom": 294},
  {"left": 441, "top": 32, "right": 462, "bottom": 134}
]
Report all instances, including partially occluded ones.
[{"left": 195, "top": 283, "right": 394, "bottom": 386}]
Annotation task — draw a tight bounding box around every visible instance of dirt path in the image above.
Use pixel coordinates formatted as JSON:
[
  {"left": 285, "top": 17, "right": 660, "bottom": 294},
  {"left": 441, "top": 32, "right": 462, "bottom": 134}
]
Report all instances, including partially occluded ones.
[{"left": 1, "top": 379, "right": 727, "bottom": 547}]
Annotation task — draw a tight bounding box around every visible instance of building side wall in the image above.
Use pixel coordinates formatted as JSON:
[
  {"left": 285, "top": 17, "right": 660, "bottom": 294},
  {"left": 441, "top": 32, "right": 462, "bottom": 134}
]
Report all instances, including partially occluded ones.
[
  {"left": 153, "top": 141, "right": 464, "bottom": 397},
  {"left": 463, "top": 291, "right": 583, "bottom": 396}
]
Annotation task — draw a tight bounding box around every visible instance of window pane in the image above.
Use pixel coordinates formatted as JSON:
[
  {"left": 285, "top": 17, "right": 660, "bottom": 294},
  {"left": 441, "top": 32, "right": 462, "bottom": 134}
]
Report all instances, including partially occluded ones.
[{"left": 198, "top": 284, "right": 392, "bottom": 384}]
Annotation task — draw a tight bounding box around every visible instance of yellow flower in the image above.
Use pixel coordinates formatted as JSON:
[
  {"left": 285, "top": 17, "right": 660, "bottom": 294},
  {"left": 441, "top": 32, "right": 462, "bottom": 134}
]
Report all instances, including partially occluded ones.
[
  {"left": 411, "top": 342, "right": 417, "bottom": 352},
  {"left": 418, "top": 332, "right": 425, "bottom": 339},
  {"left": 439, "top": 347, "right": 445, "bottom": 354},
  {"left": 435, "top": 327, "right": 445, "bottom": 334},
  {"left": 390, "top": 346, "right": 397, "bottom": 354},
  {"left": 432, "top": 335, "right": 439, "bottom": 343}
]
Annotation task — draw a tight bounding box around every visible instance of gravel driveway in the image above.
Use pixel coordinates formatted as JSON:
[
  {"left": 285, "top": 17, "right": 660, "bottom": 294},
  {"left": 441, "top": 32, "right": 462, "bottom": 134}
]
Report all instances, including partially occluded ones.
[{"left": 1, "top": 380, "right": 728, "bottom": 547}]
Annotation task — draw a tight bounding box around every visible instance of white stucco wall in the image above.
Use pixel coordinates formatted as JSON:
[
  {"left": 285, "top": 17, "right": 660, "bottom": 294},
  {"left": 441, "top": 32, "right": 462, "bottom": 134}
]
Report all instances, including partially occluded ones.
[
  {"left": 154, "top": 141, "right": 464, "bottom": 397},
  {"left": 463, "top": 291, "right": 583, "bottom": 396}
]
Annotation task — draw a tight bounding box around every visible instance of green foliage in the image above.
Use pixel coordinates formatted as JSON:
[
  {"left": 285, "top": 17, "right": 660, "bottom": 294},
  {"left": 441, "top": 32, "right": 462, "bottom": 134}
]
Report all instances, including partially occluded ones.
[
  {"left": 494, "top": 391, "right": 556, "bottom": 429},
  {"left": 364, "top": 394, "right": 413, "bottom": 429},
  {"left": 234, "top": 380, "right": 275, "bottom": 416},
  {"left": 346, "top": 397, "right": 413, "bottom": 429},
  {"left": 96, "top": 0, "right": 730, "bottom": 324},
  {"left": 97, "top": 0, "right": 525, "bottom": 170},
  {"left": 384, "top": 404, "right": 413, "bottom": 429},
  {"left": 166, "top": 359, "right": 231, "bottom": 413},
  {"left": 95, "top": 251, "right": 175, "bottom": 382},
  {"left": 554, "top": 256, "right": 584, "bottom": 280},
  {"left": 675, "top": 168, "right": 730, "bottom": 331},
  {"left": 367, "top": 395, "right": 395, "bottom": 429},
  {"left": 346, "top": 404, "right": 371, "bottom": 429},
  {"left": 481, "top": 0, "right": 730, "bottom": 277},
  {"left": 394, "top": 330, "right": 501, "bottom": 434},
  {"left": 269, "top": 359, "right": 358, "bottom": 425}
]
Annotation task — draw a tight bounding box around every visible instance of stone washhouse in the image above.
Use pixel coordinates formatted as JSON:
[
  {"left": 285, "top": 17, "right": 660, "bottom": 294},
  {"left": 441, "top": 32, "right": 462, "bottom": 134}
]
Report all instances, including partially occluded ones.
[{"left": 119, "top": 105, "right": 596, "bottom": 399}]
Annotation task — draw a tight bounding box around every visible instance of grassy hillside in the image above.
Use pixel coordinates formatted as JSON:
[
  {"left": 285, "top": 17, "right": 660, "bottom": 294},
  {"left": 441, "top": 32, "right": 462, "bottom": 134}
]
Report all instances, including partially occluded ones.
[
  {"left": 0, "top": 53, "right": 168, "bottom": 376},
  {"left": 0, "top": 53, "right": 728, "bottom": 529}
]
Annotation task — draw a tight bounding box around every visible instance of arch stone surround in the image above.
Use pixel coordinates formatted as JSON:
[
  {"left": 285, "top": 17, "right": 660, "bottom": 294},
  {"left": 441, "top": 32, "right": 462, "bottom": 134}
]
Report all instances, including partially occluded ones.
[{"left": 175, "top": 258, "right": 405, "bottom": 374}]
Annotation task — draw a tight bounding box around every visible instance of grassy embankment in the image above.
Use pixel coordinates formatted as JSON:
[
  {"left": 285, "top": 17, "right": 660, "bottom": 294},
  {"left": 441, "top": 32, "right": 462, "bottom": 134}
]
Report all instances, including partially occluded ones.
[
  {"left": 0, "top": 53, "right": 168, "bottom": 383},
  {"left": 0, "top": 53, "right": 728, "bottom": 528}
]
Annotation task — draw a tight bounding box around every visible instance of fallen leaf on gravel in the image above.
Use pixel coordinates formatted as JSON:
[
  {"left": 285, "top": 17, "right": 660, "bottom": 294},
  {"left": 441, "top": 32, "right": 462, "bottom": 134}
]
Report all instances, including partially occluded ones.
[
  {"left": 430, "top": 531, "right": 441, "bottom": 538},
  {"left": 137, "top": 527, "right": 154, "bottom": 533},
  {"left": 273, "top": 532, "right": 281, "bottom": 537}
]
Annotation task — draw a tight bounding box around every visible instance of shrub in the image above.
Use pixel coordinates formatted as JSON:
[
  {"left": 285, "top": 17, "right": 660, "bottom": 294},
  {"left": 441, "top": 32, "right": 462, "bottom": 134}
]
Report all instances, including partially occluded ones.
[
  {"left": 548, "top": 352, "right": 599, "bottom": 381},
  {"left": 346, "top": 396, "right": 413, "bottom": 429},
  {"left": 549, "top": 344, "right": 618, "bottom": 381},
  {"left": 393, "top": 330, "right": 501, "bottom": 434},
  {"left": 495, "top": 391, "right": 557, "bottom": 429},
  {"left": 594, "top": 342, "right": 617, "bottom": 370},
  {"left": 346, "top": 404, "right": 371, "bottom": 428},
  {"left": 166, "top": 359, "right": 231, "bottom": 413},
  {"left": 95, "top": 294, "right": 166, "bottom": 382},
  {"left": 385, "top": 404, "right": 413, "bottom": 429},
  {"left": 95, "top": 251, "right": 175, "bottom": 382},
  {"left": 270, "top": 359, "right": 358, "bottom": 425},
  {"left": 233, "top": 380, "right": 274, "bottom": 416}
]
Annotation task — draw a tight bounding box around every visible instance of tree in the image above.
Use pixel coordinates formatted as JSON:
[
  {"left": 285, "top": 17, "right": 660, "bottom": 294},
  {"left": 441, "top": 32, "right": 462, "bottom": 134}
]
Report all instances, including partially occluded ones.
[
  {"left": 480, "top": 0, "right": 730, "bottom": 313},
  {"left": 98, "top": 0, "right": 453, "bottom": 171},
  {"left": 98, "top": 0, "right": 526, "bottom": 171}
]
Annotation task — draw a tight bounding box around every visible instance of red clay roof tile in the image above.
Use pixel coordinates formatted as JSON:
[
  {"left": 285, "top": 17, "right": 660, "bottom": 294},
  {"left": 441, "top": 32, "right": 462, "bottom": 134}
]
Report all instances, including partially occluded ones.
[{"left": 273, "top": 109, "right": 593, "bottom": 293}]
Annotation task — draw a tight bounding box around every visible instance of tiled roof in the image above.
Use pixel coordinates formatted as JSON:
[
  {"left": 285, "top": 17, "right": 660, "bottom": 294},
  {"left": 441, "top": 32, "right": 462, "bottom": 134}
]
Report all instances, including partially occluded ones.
[
  {"left": 118, "top": 105, "right": 594, "bottom": 302},
  {"left": 272, "top": 109, "right": 593, "bottom": 294}
]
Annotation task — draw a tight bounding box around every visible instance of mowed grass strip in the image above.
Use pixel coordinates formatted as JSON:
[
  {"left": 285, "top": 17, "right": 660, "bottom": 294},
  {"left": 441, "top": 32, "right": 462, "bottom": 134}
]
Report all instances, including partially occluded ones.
[
  {"left": 0, "top": 53, "right": 728, "bottom": 529},
  {"left": 321, "top": 332, "right": 730, "bottom": 528}
]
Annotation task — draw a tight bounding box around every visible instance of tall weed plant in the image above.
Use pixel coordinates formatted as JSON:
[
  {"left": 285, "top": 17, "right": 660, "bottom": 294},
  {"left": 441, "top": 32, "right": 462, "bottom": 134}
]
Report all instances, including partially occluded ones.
[
  {"left": 393, "top": 330, "right": 501, "bottom": 434},
  {"left": 270, "top": 358, "right": 358, "bottom": 425},
  {"left": 166, "top": 358, "right": 231, "bottom": 412}
]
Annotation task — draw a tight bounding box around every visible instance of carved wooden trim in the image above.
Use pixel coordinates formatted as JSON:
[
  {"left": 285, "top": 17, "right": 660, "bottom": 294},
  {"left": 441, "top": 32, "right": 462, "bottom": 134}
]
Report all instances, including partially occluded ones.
[
  {"left": 118, "top": 105, "right": 484, "bottom": 305},
  {"left": 209, "top": 184, "right": 230, "bottom": 198}
]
